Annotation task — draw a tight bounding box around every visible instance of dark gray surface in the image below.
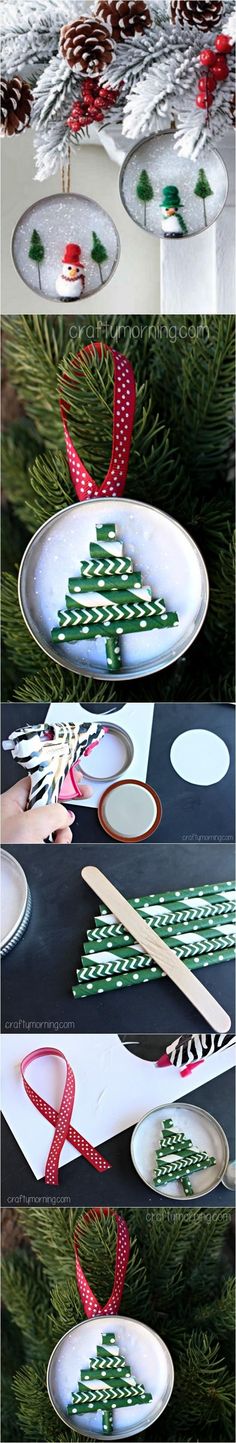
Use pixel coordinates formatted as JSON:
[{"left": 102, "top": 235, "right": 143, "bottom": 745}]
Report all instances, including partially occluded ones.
[
  {"left": 1, "top": 1046, "right": 234, "bottom": 1208},
  {"left": 2, "top": 842, "right": 235, "bottom": 1032},
  {"left": 1, "top": 702, "right": 234, "bottom": 844}
]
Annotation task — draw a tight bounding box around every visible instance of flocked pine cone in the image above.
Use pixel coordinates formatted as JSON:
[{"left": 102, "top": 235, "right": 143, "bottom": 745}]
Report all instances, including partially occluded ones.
[
  {"left": 60, "top": 16, "right": 115, "bottom": 73},
  {"left": 0, "top": 75, "right": 32, "bottom": 135},
  {"left": 95, "top": 0, "right": 152, "bottom": 43},
  {"left": 170, "top": 0, "right": 223, "bottom": 28}
]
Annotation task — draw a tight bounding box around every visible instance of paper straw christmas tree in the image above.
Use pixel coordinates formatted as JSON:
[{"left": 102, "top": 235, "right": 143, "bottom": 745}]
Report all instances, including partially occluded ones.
[
  {"left": 67, "top": 1331, "right": 152, "bottom": 1435},
  {"left": 51, "top": 522, "right": 179, "bottom": 672},
  {"left": 73, "top": 881, "right": 235, "bottom": 999},
  {"left": 153, "top": 1119, "right": 215, "bottom": 1197}
]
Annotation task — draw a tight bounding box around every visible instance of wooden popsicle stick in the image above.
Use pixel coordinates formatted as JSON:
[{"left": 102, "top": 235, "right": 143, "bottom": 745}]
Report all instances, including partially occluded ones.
[{"left": 81, "top": 867, "right": 231, "bottom": 1032}]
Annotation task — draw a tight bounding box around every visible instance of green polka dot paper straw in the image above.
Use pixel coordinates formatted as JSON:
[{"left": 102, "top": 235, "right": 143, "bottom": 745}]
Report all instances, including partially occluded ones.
[
  {"left": 106, "top": 636, "right": 122, "bottom": 672},
  {"left": 98, "top": 881, "right": 235, "bottom": 911}
]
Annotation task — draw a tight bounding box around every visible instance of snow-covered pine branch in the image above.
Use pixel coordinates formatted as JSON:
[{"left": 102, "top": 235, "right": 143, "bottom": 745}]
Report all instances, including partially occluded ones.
[
  {"left": 32, "top": 55, "right": 80, "bottom": 128},
  {"left": 102, "top": 30, "right": 163, "bottom": 96},
  {"left": 1, "top": 1, "right": 234, "bottom": 167},
  {"left": 121, "top": 8, "right": 235, "bottom": 151},
  {"left": 0, "top": 1, "right": 90, "bottom": 82},
  {"left": 33, "top": 118, "right": 71, "bottom": 180},
  {"left": 123, "top": 47, "right": 197, "bottom": 138}
]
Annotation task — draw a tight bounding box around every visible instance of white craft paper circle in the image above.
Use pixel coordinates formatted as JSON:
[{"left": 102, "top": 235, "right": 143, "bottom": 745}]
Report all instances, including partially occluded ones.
[
  {"left": 1, "top": 849, "right": 30, "bottom": 951},
  {"left": 170, "top": 728, "right": 230, "bottom": 786},
  {"left": 131, "top": 1103, "right": 229, "bottom": 1200},
  {"left": 47, "top": 1315, "right": 174, "bottom": 1438},
  {"left": 18, "top": 498, "right": 209, "bottom": 681},
  {"left": 120, "top": 134, "right": 228, "bottom": 238},
  {"left": 80, "top": 725, "right": 134, "bottom": 780},
  {"left": 12, "top": 194, "right": 120, "bottom": 301}
]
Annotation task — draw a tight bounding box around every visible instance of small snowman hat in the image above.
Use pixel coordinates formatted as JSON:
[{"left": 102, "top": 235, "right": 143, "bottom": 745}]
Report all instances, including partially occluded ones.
[{"left": 62, "top": 243, "right": 82, "bottom": 265}]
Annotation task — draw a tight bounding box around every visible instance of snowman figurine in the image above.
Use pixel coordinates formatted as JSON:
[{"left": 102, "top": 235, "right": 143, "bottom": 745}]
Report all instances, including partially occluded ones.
[
  {"left": 56, "top": 243, "right": 85, "bottom": 300},
  {"left": 161, "top": 186, "right": 188, "bottom": 238}
]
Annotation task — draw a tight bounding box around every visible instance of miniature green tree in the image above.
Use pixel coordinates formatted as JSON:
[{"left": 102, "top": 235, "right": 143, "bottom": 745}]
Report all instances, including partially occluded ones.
[
  {"left": 28, "top": 229, "right": 45, "bottom": 290},
  {"left": 154, "top": 1119, "right": 215, "bottom": 1196},
  {"left": 194, "top": 168, "right": 214, "bottom": 228},
  {"left": 136, "top": 169, "right": 154, "bottom": 226},
  {"left": 91, "top": 231, "right": 108, "bottom": 283},
  {"left": 67, "top": 1330, "right": 152, "bottom": 1435}
]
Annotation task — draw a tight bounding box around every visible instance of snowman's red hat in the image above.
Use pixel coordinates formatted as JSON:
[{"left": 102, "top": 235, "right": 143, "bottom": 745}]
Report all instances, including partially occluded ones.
[{"left": 62, "top": 244, "right": 82, "bottom": 265}]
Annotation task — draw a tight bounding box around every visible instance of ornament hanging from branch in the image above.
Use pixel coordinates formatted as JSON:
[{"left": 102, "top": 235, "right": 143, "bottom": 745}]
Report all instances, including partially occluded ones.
[
  {"left": 47, "top": 1209, "right": 174, "bottom": 1439},
  {"left": 120, "top": 132, "right": 227, "bottom": 239},
  {"left": 12, "top": 194, "right": 120, "bottom": 301}
]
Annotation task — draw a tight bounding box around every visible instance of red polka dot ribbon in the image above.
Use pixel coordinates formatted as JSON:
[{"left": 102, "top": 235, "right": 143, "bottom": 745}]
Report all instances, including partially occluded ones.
[
  {"left": 59, "top": 342, "right": 136, "bottom": 501},
  {"left": 20, "top": 1048, "right": 111, "bottom": 1186},
  {"left": 74, "top": 1208, "right": 130, "bottom": 1318}
]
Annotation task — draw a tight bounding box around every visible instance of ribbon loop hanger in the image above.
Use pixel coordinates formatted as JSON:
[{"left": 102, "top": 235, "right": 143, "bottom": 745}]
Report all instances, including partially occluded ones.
[
  {"left": 74, "top": 1208, "right": 130, "bottom": 1318},
  {"left": 59, "top": 342, "right": 136, "bottom": 501},
  {"left": 21, "top": 1048, "right": 111, "bottom": 1186}
]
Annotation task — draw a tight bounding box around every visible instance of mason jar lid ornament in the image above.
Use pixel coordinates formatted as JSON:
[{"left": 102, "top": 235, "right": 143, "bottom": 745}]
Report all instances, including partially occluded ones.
[
  {"left": 18, "top": 495, "right": 209, "bottom": 681},
  {"left": 131, "top": 1102, "right": 229, "bottom": 1200},
  {"left": 47, "top": 1208, "right": 174, "bottom": 1438},
  {"left": 12, "top": 191, "right": 120, "bottom": 302},
  {"left": 119, "top": 131, "right": 228, "bottom": 238}
]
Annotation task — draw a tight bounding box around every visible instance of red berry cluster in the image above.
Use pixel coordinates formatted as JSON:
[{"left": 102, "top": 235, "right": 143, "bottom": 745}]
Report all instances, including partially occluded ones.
[
  {"left": 196, "top": 32, "right": 232, "bottom": 111},
  {"left": 67, "top": 78, "right": 119, "bottom": 132}
]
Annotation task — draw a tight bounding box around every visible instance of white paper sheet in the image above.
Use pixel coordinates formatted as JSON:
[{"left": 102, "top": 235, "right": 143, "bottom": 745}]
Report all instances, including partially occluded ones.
[
  {"left": 1, "top": 1032, "right": 235, "bottom": 1181},
  {"left": 45, "top": 703, "right": 154, "bottom": 808}
]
